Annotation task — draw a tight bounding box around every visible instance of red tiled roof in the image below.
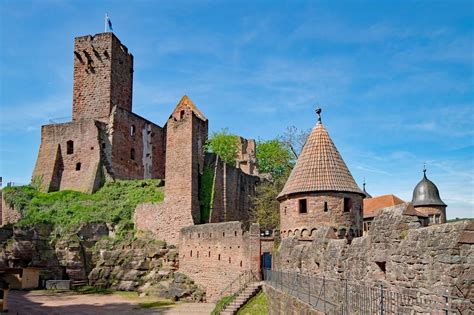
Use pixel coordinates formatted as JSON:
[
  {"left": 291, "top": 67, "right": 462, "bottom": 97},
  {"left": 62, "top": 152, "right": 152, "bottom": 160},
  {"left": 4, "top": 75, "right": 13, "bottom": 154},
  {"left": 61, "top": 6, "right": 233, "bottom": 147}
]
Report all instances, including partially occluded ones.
[
  {"left": 363, "top": 194, "right": 405, "bottom": 218},
  {"left": 278, "top": 123, "right": 363, "bottom": 199}
]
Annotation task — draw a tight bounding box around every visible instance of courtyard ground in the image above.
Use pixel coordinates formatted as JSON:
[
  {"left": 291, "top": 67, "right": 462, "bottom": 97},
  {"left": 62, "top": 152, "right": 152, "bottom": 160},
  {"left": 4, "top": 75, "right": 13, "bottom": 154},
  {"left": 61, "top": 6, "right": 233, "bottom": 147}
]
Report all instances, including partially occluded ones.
[{"left": 4, "top": 290, "right": 215, "bottom": 315}]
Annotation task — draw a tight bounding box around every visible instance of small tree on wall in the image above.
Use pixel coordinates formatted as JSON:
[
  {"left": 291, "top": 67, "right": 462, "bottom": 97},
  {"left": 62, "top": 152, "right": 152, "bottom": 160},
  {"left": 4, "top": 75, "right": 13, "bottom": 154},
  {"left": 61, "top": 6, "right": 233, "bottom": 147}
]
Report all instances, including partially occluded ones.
[{"left": 204, "top": 128, "right": 240, "bottom": 165}]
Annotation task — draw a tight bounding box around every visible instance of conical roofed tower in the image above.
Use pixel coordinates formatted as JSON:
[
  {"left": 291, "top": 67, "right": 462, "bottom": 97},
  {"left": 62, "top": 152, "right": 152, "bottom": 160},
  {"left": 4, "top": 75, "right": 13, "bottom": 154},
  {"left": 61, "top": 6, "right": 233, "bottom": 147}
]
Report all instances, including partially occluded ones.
[{"left": 278, "top": 108, "right": 364, "bottom": 240}]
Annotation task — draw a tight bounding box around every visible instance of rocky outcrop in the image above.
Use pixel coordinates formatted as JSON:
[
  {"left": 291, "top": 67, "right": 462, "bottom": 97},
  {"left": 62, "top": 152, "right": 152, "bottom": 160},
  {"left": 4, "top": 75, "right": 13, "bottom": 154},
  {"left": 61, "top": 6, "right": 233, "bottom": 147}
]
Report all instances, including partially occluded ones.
[
  {"left": 89, "top": 236, "right": 204, "bottom": 301},
  {"left": 0, "top": 224, "right": 204, "bottom": 301}
]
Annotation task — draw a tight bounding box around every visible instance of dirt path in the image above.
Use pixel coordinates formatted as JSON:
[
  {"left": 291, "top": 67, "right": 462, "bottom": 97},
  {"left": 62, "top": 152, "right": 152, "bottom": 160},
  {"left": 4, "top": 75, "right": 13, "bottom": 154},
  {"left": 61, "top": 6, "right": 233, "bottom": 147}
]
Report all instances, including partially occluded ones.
[{"left": 5, "top": 290, "right": 215, "bottom": 315}]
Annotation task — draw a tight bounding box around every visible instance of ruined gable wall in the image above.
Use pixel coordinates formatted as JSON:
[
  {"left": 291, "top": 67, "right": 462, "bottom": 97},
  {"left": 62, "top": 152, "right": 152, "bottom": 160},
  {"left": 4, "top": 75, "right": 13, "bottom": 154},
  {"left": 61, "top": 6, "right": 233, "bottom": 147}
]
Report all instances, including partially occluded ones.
[
  {"left": 279, "top": 192, "right": 363, "bottom": 239},
  {"left": 72, "top": 33, "right": 133, "bottom": 122},
  {"left": 236, "top": 137, "right": 258, "bottom": 175},
  {"left": 32, "top": 119, "right": 103, "bottom": 193},
  {"left": 205, "top": 154, "right": 259, "bottom": 224},
  {"left": 178, "top": 222, "right": 261, "bottom": 301},
  {"left": 109, "top": 108, "right": 165, "bottom": 180},
  {"left": 276, "top": 204, "right": 473, "bottom": 303}
]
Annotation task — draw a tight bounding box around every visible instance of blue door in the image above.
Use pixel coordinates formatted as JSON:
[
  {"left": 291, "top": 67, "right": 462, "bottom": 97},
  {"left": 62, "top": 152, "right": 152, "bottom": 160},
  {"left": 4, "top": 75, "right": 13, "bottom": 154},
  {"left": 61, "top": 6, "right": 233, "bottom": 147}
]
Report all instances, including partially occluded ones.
[{"left": 262, "top": 252, "right": 272, "bottom": 270}]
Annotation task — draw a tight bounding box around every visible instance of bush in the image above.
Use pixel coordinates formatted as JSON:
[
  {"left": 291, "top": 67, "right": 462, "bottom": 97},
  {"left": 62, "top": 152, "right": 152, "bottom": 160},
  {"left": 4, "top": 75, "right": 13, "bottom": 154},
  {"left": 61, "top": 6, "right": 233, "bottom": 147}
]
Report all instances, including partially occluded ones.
[{"left": 2, "top": 179, "right": 164, "bottom": 234}]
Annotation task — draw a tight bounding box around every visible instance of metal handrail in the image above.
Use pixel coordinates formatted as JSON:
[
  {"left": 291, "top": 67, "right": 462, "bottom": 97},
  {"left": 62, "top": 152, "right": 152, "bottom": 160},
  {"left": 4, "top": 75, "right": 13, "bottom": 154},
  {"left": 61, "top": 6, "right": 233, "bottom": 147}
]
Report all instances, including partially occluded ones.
[
  {"left": 215, "top": 269, "right": 258, "bottom": 313},
  {"left": 263, "top": 269, "right": 473, "bottom": 314}
]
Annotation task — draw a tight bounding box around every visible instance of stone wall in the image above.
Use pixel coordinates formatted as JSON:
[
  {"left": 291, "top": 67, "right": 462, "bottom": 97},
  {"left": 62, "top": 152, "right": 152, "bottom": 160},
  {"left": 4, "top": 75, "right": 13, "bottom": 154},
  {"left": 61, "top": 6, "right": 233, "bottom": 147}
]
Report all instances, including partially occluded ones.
[
  {"left": 1, "top": 192, "right": 21, "bottom": 225},
  {"left": 72, "top": 33, "right": 133, "bottom": 122},
  {"left": 236, "top": 137, "right": 258, "bottom": 175},
  {"left": 109, "top": 108, "right": 165, "bottom": 180},
  {"left": 279, "top": 192, "right": 363, "bottom": 240},
  {"left": 32, "top": 119, "right": 104, "bottom": 193},
  {"left": 263, "top": 284, "right": 323, "bottom": 315},
  {"left": 178, "top": 222, "right": 261, "bottom": 301},
  {"left": 276, "top": 203, "right": 473, "bottom": 312},
  {"left": 206, "top": 154, "right": 259, "bottom": 224}
]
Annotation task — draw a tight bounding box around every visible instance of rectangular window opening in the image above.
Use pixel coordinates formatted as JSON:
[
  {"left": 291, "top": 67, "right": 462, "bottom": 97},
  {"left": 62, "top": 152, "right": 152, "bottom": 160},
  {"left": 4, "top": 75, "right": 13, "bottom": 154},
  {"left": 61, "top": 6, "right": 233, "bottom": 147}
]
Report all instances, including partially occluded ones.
[{"left": 299, "top": 199, "right": 307, "bottom": 214}]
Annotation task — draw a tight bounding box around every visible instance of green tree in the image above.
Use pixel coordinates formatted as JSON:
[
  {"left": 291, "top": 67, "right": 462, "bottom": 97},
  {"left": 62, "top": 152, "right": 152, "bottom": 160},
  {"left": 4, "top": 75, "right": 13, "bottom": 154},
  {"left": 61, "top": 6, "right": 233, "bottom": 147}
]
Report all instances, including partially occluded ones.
[
  {"left": 256, "top": 139, "right": 293, "bottom": 180},
  {"left": 251, "top": 138, "right": 295, "bottom": 229},
  {"left": 205, "top": 128, "right": 240, "bottom": 165}
]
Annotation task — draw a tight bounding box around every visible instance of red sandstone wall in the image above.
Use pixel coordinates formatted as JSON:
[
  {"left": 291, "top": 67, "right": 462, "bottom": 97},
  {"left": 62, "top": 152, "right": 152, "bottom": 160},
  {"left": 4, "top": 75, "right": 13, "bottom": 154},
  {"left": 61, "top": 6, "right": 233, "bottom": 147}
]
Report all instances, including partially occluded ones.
[
  {"left": 1, "top": 192, "right": 22, "bottom": 225},
  {"left": 206, "top": 154, "right": 259, "bottom": 224},
  {"left": 178, "top": 222, "right": 261, "bottom": 301},
  {"left": 72, "top": 33, "right": 133, "bottom": 122},
  {"left": 109, "top": 108, "right": 165, "bottom": 180},
  {"left": 32, "top": 120, "right": 103, "bottom": 193},
  {"left": 279, "top": 192, "right": 363, "bottom": 239}
]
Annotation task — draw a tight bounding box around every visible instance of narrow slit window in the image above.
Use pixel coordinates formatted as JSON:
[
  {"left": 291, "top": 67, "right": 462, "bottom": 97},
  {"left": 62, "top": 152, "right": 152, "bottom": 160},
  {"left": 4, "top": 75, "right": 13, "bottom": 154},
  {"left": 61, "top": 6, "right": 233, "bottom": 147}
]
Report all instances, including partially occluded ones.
[
  {"left": 131, "top": 148, "right": 135, "bottom": 160},
  {"left": 299, "top": 199, "right": 307, "bottom": 214},
  {"left": 130, "top": 125, "right": 136, "bottom": 136},
  {"left": 324, "top": 202, "right": 328, "bottom": 212},
  {"left": 180, "top": 110, "right": 185, "bottom": 119},
  {"left": 67, "top": 140, "right": 74, "bottom": 154}
]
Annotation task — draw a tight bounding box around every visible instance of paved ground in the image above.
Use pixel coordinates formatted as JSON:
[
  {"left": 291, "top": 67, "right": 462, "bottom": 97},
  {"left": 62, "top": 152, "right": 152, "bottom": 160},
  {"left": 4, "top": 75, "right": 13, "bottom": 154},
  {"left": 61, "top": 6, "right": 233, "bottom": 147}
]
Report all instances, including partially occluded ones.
[{"left": 5, "top": 290, "right": 215, "bottom": 315}]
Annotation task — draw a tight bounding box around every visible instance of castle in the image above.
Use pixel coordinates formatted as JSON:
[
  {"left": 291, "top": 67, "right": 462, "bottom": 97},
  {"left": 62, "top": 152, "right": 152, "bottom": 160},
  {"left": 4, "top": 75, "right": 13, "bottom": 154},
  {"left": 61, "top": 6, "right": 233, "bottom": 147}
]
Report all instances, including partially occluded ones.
[
  {"left": 31, "top": 33, "right": 259, "bottom": 243},
  {"left": 7, "top": 32, "right": 468, "bottom": 310}
]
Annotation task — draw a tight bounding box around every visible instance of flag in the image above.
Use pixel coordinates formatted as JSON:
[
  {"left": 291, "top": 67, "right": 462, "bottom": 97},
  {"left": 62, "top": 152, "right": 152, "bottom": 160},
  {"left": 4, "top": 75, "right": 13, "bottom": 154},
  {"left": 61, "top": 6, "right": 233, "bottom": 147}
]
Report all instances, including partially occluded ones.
[{"left": 105, "top": 14, "right": 113, "bottom": 32}]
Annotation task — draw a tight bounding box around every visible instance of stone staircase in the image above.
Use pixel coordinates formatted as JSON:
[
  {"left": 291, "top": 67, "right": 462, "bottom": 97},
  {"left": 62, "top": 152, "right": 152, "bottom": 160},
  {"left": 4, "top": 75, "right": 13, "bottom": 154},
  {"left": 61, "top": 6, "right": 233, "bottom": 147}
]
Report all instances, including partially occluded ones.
[{"left": 220, "top": 282, "right": 262, "bottom": 315}]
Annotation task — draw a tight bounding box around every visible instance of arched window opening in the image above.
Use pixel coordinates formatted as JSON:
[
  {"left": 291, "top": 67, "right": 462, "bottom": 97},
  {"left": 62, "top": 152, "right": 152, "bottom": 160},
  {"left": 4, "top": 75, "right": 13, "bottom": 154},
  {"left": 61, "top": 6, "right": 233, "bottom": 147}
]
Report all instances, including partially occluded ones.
[
  {"left": 130, "top": 125, "right": 136, "bottom": 136},
  {"left": 180, "top": 110, "right": 185, "bottom": 119}
]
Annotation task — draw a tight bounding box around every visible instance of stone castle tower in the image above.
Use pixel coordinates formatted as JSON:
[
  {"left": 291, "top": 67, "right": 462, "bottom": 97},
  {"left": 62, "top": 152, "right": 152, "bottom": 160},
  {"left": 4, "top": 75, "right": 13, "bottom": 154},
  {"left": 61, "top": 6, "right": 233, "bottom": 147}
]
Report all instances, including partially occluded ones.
[
  {"left": 32, "top": 32, "right": 166, "bottom": 193},
  {"left": 72, "top": 33, "right": 133, "bottom": 122},
  {"left": 411, "top": 168, "right": 447, "bottom": 225},
  {"left": 164, "top": 96, "right": 208, "bottom": 226},
  {"left": 277, "top": 110, "right": 365, "bottom": 239}
]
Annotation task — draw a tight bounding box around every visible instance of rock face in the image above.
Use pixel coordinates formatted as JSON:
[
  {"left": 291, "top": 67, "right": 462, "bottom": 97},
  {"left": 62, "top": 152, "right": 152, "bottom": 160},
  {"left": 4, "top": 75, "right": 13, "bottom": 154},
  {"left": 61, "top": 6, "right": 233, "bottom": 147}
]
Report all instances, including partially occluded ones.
[
  {"left": 0, "top": 224, "right": 204, "bottom": 301},
  {"left": 276, "top": 203, "right": 473, "bottom": 313},
  {"left": 89, "top": 236, "right": 204, "bottom": 301}
]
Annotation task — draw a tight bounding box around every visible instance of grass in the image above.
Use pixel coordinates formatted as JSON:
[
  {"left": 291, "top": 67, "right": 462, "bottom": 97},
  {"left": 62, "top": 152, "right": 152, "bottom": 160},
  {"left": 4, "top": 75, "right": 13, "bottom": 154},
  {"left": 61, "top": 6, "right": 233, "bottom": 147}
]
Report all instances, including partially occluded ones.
[
  {"left": 73, "top": 285, "right": 113, "bottom": 295},
  {"left": 237, "top": 291, "right": 268, "bottom": 315},
  {"left": 2, "top": 179, "right": 164, "bottom": 234},
  {"left": 211, "top": 294, "right": 235, "bottom": 315},
  {"left": 138, "top": 300, "right": 175, "bottom": 309},
  {"left": 199, "top": 165, "right": 215, "bottom": 223}
]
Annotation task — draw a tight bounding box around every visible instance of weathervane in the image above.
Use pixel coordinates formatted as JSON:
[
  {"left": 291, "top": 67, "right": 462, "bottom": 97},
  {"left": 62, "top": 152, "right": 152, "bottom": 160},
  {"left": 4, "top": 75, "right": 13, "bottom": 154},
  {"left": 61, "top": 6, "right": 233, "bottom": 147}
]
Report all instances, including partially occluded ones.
[{"left": 315, "top": 107, "right": 322, "bottom": 123}]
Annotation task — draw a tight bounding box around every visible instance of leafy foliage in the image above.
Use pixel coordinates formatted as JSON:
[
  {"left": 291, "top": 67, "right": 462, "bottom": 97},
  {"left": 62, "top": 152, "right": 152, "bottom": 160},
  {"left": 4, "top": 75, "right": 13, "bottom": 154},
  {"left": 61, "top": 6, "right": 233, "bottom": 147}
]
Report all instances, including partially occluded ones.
[
  {"left": 199, "top": 166, "right": 215, "bottom": 223},
  {"left": 205, "top": 128, "right": 240, "bottom": 165},
  {"left": 256, "top": 139, "right": 293, "bottom": 180},
  {"left": 2, "top": 180, "right": 164, "bottom": 233}
]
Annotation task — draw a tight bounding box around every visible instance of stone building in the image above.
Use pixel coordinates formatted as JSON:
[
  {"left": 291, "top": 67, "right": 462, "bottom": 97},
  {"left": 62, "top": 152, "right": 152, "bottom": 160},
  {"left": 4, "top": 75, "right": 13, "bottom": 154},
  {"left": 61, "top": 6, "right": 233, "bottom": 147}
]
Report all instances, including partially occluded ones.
[
  {"left": 411, "top": 168, "right": 447, "bottom": 225},
  {"left": 32, "top": 33, "right": 166, "bottom": 193},
  {"left": 277, "top": 110, "right": 365, "bottom": 240}
]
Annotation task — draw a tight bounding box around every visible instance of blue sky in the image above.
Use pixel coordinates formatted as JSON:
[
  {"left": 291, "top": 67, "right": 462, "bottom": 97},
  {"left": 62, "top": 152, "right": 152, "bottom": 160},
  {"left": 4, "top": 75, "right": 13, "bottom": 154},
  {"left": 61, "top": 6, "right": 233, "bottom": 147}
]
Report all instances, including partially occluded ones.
[{"left": 0, "top": 0, "right": 473, "bottom": 219}]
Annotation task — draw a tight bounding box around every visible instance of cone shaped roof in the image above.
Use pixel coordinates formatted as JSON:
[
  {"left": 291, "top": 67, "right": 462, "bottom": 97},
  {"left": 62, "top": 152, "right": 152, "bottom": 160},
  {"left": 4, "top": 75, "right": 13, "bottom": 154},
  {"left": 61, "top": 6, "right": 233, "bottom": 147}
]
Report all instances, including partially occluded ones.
[{"left": 278, "top": 122, "right": 363, "bottom": 199}]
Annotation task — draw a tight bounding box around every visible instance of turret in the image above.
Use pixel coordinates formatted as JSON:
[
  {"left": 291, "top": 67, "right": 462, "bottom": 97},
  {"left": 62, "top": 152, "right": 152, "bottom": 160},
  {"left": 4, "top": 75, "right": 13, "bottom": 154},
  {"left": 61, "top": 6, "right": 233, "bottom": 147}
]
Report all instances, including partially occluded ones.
[
  {"left": 411, "top": 166, "right": 447, "bottom": 225},
  {"left": 278, "top": 108, "right": 364, "bottom": 240}
]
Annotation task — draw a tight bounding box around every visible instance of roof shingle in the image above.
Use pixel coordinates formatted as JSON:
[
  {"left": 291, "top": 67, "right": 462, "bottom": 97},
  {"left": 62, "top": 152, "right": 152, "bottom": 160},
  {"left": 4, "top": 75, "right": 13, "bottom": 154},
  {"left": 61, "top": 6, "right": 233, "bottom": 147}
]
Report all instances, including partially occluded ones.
[{"left": 278, "top": 122, "right": 363, "bottom": 199}]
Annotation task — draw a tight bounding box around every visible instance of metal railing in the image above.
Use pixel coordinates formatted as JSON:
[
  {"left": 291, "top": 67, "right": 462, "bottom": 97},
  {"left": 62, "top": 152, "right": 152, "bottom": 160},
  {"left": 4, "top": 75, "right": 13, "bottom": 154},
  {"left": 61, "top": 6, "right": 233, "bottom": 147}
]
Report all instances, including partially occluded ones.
[
  {"left": 263, "top": 269, "right": 473, "bottom": 314},
  {"left": 215, "top": 270, "right": 259, "bottom": 312}
]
